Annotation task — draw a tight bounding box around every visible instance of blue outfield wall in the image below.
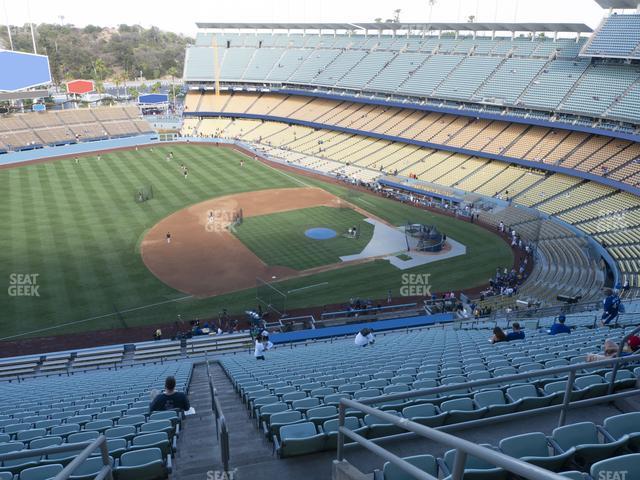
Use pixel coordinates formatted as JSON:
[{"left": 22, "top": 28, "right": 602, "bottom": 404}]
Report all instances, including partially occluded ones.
[
  {"left": 0, "top": 134, "right": 158, "bottom": 166},
  {"left": 184, "top": 110, "right": 640, "bottom": 197},
  {"left": 269, "top": 312, "right": 454, "bottom": 344}
]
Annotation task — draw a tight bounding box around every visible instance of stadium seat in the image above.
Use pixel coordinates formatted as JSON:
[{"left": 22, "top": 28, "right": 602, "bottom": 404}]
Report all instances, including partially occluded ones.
[
  {"left": 322, "top": 417, "right": 368, "bottom": 449},
  {"left": 550, "top": 421, "right": 628, "bottom": 468},
  {"left": 364, "top": 411, "right": 404, "bottom": 438},
  {"left": 506, "top": 384, "right": 554, "bottom": 409},
  {"left": 1, "top": 442, "right": 40, "bottom": 475},
  {"left": 440, "top": 398, "right": 487, "bottom": 424},
  {"left": 278, "top": 422, "right": 326, "bottom": 457},
  {"left": 50, "top": 424, "right": 80, "bottom": 438},
  {"left": 266, "top": 411, "right": 304, "bottom": 439},
  {"left": 574, "top": 375, "right": 609, "bottom": 399},
  {"left": 605, "top": 370, "right": 638, "bottom": 390},
  {"left": 473, "top": 390, "right": 519, "bottom": 417},
  {"left": 0, "top": 472, "right": 12, "bottom": 480},
  {"left": 257, "top": 402, "right": 289, "bottom": 425},
  {"left": 590, "top": 454, "right": 640, "bottom": 480},
  {"left": 401, "top": 404, "right": 447, "bottom": 427},
  {"left": 29, "top": 437, "right": 63, "bottom": 450},
  {"left": 103, "top": 438, "right": 127, "bottom": 460},
  {"left": 306, "top": 406, "right": 338, "bottom": 426},
  {"left": 440, "top": 446, "right": 508, "bottom": 480},
  {"left": 140, "top": 420, "right": 173, "bottom": 439},
  {"left": 19, "top": 464, "right": 64, "bottom": 480},
  {"left": 498, "top": 432, "right": 574, "bottom": 470},
  {"left": 602, "top": 412, "right": 640, "bottom": 451},
  {"left": 84, "top": 420, "right": 113, "bottom": 433},
  {"left": 117, "top": 415, "right": 146, "bottom": 429},
  {"left": 380, "top": 454, "right": 437, "bottom": 480},
  {"left": 291, "top": 397, "right": 320, "bottom": 413},
  {"left": 68, "top": 456, "right": 113, "bottom": 480},
  {"left": 131, "top": 432, "right": 172, "bottom": 460},
  {"left": 105, "top": 425, "right": 137, "bottom": 442},
  {"left": 115, "top": 447, "right": 167, "bottom": 480}
]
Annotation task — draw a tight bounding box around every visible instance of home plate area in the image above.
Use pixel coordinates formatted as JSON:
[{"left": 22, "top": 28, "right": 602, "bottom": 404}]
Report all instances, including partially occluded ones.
[{"left": 340, "top": 218, "right": 466, "bottom": 270}]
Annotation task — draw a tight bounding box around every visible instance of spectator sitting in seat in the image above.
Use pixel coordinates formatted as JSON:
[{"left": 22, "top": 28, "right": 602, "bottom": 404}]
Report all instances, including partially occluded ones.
[
  {"left": 490, "top": 327, "right": 507, "bottom": 344},
  {"left": 549, "top": 315, "right": 571, "bottom": 335},
  {"left": 354, "top": 328, "right": 375, "bottom": 347},
  {"left": 153, "top": 329, "right": 162, "bottom": 341},
  {"left": 506, "top": 322, "right": 525, "bottom": 341},
  {"left": 586, "top": 339, "right": 631, "bottom": 362},
  {"left": 149, "top": 376, "right": 190, "bottom": 413}
]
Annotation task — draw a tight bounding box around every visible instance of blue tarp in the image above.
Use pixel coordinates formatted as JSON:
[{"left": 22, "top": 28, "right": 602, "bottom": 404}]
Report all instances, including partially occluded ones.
[
  {"left": 138, "top": 93, "right": 169, "bottom": 104},
  {"left": 270, "top": 312, "right": 454, "bottom": 344},
  {"left": 0, "top": 50, "right": 51, "bottom": 91}
]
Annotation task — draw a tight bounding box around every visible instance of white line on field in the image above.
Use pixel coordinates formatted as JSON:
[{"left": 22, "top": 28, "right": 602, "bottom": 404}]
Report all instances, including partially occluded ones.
[
  {"left": 287, "top": 282, "right": 329, "bottom": 294},
  {"left": 0, "top": 295, "right": 193, "bottom": 341},
  {"left": 257, "top": 158, "right": 313, "bottom": 188}
]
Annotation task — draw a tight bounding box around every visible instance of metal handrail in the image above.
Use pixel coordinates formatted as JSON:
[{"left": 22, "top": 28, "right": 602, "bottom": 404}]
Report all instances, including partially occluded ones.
[
  {"left": 207, "top": 361, "right": 230, "bottom": 472},
  {"left": 354, "top": 353, "right": 640, "bottom": 408},
  {"left": 0, "top": 437, "right": 113, "bottom": 480},
  {"left": 320, "top": 302, "right": 420, "bottom": 320},
  {"left": 337, "top": 399, "right": 567, "bottom": 480},
  {"left": 336, "top": 354, "right": 640, "bottom": 480},
  {"left": 608, "top": 324, "right": 640, "bottom": 394}
]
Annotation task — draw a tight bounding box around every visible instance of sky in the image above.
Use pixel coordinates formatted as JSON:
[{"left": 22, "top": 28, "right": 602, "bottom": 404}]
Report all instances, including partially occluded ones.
[{"left": 1, "top": 0, "right": 615, "bottom": 36}]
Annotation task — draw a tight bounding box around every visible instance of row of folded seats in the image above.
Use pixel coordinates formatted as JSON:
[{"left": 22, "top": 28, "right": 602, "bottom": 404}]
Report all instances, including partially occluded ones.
[
  {"left": 222, "top": 327, "right": 639, "bottom": 458},
  {"left": 372, "top": 413, "right": 640, "bottom": 480},
  {"left": 258, "top": 378, "right": 638, "bottom": 458},
  {"left": 0, "top": 362, "right": 192, "bottom": 479}
]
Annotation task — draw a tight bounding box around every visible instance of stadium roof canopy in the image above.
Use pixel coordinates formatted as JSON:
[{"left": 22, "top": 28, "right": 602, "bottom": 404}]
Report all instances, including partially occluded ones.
[
  {"left": 593, "top": 0, "right": 640, "bottom": 8},
  {"left": 196, "top": 22, "right": 593, "bottom": 33}
]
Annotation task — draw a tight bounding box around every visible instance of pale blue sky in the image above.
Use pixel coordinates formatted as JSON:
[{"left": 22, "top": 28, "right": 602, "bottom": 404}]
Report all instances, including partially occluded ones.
[{"left": 2, "top": 0, "right": 617, "bottom": 36}]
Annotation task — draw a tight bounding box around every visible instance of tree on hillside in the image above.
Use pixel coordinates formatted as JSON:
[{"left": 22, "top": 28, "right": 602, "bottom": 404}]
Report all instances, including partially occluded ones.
[{"left": 0, "top": 23, "right": 193, "bottom": 85}]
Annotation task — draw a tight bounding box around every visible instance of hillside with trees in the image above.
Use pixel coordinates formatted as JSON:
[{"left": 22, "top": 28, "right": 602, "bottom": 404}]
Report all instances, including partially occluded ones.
[{"left": 0, "top": 24, "right": 193, "bottom": 86}]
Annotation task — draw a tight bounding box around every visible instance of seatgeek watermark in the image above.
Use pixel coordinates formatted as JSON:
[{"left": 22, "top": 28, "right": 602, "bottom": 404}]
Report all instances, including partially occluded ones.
[
  {"left": 598, "top": 471, "right": 628, "bottom": 480},
  {"left": 8, "top": 273, "right": 40, "bottom": 297},
  {"left": 205, "top": 470, "right": 237, "bottom": 480},
  {"left": 205, "top": 209, "right": 239, "bottom": 234},
  {"left": 400, "top": 273, "right": 432, "bottom": 297}
]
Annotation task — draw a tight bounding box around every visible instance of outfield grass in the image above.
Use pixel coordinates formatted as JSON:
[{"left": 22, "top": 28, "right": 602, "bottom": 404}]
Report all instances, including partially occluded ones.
[
  {"left": 0, "top": 145, "right": 512, "bottom": 339},
  {"left": 233, "top": 206, "right": 374, "bottom": 270}
]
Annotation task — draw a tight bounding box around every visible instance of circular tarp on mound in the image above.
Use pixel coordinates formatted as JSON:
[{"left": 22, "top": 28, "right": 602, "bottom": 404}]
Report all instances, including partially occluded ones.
[{"left": 305, "top": 227, "right": 337, "bottom": 240}]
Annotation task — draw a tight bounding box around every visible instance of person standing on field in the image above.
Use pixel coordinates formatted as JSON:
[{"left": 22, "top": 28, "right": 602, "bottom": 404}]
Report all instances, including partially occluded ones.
[{"left": 166, "top": 232, "right": 171, "bottom": 244}]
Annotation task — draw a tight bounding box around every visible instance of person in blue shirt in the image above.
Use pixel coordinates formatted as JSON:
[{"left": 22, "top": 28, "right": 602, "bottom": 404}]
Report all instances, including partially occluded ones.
[
  {"left": 601, "top": 288, "right": 621, "bottom": 326},
  {"left": 549, "top": 315, "right": 571, "bottom": 335},
  {"left": 506, "top": 322, "right": 525, "bottom": 341}
]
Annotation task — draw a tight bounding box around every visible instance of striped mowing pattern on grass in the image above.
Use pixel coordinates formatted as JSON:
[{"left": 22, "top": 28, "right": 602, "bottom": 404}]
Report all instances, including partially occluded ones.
[
  {"left": 1, "top": 145, "right": 297, "bottom": 338},
  {"left": 1, "top": 144, "right": 512, "bottom": 339},
  {"left": 233, "top": 206, "right": 374, "bottom": 270}
]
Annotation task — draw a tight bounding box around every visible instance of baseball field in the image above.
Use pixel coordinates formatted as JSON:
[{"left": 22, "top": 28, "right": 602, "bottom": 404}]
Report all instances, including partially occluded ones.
[{"left": 1, "top": 144, "right": 513, "bottom": 340}]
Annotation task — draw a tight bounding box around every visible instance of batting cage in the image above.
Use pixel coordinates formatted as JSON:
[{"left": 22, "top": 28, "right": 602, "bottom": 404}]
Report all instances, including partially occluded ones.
[
  {"left": 134, "top": 185, "right": 154, "bottom": 203},
  {"left": 256, "top": 277, "right": 287, "bottom": 315}
]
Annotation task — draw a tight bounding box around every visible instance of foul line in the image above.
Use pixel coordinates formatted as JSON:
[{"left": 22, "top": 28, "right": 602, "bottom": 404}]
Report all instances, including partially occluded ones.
[
  {"left": 287, "top": 282, "right": 329, "bottom": 295},
  {"left": 254, "top": 154, "right": 314, "bottom": 188},
  {"left": 1, "top": 295, "right": 193, "bottom": 342}
]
